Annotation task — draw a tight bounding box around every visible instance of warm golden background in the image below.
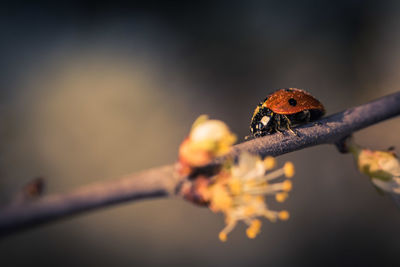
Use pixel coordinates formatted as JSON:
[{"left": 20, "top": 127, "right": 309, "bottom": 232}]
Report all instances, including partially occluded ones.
[{"left": 1, "top": 1, "right": 400, "bottom": 266}]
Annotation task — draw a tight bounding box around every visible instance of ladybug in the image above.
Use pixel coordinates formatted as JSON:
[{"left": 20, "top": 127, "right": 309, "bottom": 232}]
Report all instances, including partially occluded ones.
[{"left": 250, "top": 88, "right": 325, "bottom": 137}]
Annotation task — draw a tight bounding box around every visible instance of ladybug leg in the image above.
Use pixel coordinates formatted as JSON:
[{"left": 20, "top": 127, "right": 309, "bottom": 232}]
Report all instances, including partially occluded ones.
[
  {"left": 274, "top": 114, "right": 288, "bottom": 135},
  {"left": 282, "top": 115, "right": 299, "bottom": 136},
  {"left": 286, "top": 125, "right": 297, "bottom": 136},
  {"left": 288, "top": 126, "right": 299, "bottom": 136},
  {"left": 245, "top": 134, "right": 255, "bottom": 140},
  {"left": 274, "top": 114, "right": 285, "bottom": 135}
]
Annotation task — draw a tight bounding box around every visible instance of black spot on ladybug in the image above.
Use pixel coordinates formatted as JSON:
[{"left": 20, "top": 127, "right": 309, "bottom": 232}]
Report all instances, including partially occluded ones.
[
  {"left": 284, "top": 88, "right": 293, "bottom": 92},
  {"left": 288, "top": 98, "right": 297, "bottom": 106}
]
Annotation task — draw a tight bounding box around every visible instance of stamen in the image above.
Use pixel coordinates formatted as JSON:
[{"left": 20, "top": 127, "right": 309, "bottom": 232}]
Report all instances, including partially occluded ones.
[
  {"left": 261, "top": 168, "right": 285, "bottom": 181},
  {"left": 278, "top": 210, "right": 290, "bottom": 221},
  {"left": 219, "top": 220, "right": 237, "bottom": 242},
  {"left": 282, "top": 180, "right": 293, "bottom": 192},
  {"left": 244, "top": 180, "right": 292, "bottom": 195},
  {"left": 263, "top": 156, "right": 276, "bottom": 170},
  {"left": 284, "top": 162, "right": 295, "bottom": 178},
  {"left": 275, "top": 192, "right": 288, "bottom": 202},
  {"left": 246, "top": 219, "right": 262, "bottom": 239},
  {"left": 219, "top": 232, "right": 228, "bottom": 242},
  {"left": 263, "top": 210, "right": 278, "bottom": 222}
]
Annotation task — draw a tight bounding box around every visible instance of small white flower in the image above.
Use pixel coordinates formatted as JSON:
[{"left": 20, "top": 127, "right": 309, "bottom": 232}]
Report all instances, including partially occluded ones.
[
  {"left": 190, "top": 119, "right": 232, "bottom": 143},
  {"left": 349, "top": 138, "right": 400, "bottom": 193},
  {"left": 178, "top": 115, "right": 237, "bottom": 173}
]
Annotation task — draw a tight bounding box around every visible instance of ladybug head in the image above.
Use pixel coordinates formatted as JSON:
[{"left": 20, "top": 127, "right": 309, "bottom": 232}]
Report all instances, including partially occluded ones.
[{"left": 250, "top": 107, "right": 275, "bottom": 137}]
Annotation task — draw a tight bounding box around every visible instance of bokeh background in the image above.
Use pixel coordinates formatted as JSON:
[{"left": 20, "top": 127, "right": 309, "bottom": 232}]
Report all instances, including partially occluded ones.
[{"left": 1, "top": 1, "right": 400, "bottom": 266}]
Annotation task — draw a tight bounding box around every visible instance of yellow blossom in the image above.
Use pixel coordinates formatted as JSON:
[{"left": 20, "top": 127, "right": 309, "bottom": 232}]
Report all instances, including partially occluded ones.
[
  {"left": 207, "top": 152, "right": 295, "bottom": 241},
  {"left": 177, "top": 116, "right": 296, "bottom": 241}
]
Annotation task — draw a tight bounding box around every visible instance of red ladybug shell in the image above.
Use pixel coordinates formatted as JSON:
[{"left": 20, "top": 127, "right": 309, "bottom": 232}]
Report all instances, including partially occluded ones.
[{"left": 262, "top": 88, "right": 325, "bottom": 115}]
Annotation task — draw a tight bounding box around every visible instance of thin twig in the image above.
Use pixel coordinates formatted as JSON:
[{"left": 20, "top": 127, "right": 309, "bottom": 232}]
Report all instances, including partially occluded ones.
[
  {"left": 0, "top": 165, "right": 179, "bottom": 238},
  {"left": 1, "top": 91, "right": 400, "bottom": 238}
]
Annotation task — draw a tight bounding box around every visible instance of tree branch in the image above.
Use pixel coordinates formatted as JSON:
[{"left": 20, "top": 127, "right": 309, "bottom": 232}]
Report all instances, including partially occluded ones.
[
  {"left": 0, "top": 165, "right": 179, "bottom": 238},
  {"left": 1, "top": 91, "right": 400, "bottom": 238}
]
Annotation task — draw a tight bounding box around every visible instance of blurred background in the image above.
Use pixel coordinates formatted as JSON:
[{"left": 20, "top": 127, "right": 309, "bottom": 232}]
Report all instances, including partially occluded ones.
[{"left": 1, "top": 0, "right": 400, "bottom": 266}]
